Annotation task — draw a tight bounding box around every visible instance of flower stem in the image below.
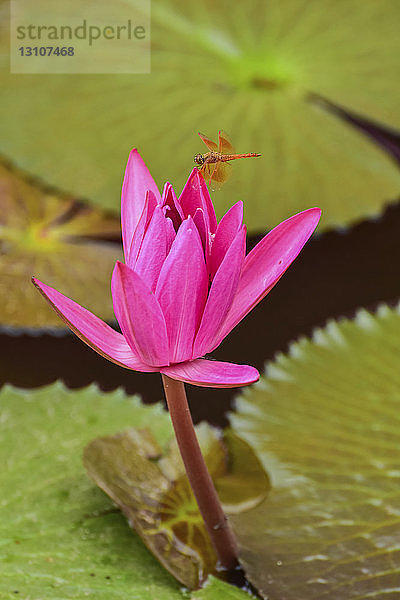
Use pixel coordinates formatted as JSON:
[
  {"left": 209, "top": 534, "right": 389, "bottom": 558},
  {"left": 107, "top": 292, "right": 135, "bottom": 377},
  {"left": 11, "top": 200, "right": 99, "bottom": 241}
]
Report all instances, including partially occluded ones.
[{"left": 161, "top": 374, "right": 239, "bottom": 571}]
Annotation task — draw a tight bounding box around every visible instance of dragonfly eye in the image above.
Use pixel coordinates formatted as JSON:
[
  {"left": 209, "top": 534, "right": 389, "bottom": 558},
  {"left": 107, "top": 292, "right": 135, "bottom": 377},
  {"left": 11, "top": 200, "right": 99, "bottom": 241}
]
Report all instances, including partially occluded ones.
[{"left": 194, "top": 153, "right": 205, "bottom": 165}]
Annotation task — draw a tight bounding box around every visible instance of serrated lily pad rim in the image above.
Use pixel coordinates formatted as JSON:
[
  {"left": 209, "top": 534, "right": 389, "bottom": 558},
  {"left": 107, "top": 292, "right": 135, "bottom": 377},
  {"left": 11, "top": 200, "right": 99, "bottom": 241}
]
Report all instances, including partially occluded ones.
[
  {"left": 229, "top": 300, "right": 400, "bottom": 600},
  {"left": 233, "top": 300, "right": 400, "bottom": 406}
]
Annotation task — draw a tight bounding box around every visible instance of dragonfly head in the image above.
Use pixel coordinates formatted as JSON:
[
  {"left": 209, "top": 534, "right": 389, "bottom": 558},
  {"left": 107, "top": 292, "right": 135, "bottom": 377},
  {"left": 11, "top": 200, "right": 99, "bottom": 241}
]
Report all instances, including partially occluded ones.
[{"left": 194, "top": 153, "right": 205, "bottom": 166}]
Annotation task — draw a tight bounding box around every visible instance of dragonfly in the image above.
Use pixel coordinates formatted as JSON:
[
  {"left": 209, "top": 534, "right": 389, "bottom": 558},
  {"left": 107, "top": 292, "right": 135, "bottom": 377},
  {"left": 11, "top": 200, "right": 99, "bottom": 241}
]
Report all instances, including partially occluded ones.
[{"left": 194, "top": 130, "right": 261, "bottom": 189}]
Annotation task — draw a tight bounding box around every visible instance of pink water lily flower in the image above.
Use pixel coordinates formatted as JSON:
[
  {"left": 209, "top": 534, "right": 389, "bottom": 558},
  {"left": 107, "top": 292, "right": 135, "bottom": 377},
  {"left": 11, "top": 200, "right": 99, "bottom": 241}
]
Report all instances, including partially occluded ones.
[{"left": 33, "top": 150, "right": 320, "bottom": 388}]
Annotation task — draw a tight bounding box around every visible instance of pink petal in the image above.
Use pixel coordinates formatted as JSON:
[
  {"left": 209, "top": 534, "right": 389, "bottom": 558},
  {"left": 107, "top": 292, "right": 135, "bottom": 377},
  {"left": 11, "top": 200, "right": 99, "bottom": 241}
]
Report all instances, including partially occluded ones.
[
  {"left": 160, "top": 358, "right": 259, "bottom": 388},
  {"left": 121, "top": 149, "right": 161, "bottom": 261},
  {"left": 165, "top": 217, "right": 176, "bottom": 252},
  {"left": 198, "top": 171, "right": 218, "bottom": 234},
  {"left": 155, "top": 218, "right": 208, "bottom": 363},
  {"left": 193, "top": 226, "right": 246, "bottom": 358},
  {"left": 179, "top": 169, "right": 202, "bottom": 218},
  {"left": 133, "top": 206, "right": 167, "bottom": 291},
  {"left": 127, "top": 190, "right": 158, "bottom": 268},
  {"left": 179, "top": 169, "right": 217, "bottom": 234},
  {"left": 32, "top": 278, "right": 155, "bottom": 372},
  {"left": 162, "top": 182, "right": 184, "bottom": 229},
  {"left": 209, "top": 201, "right": 243, "bottom": 280},
  {"left": 215, "top": 208, "right": 321, "bottom": 345},
  {"left": 192, "top": 207, "right": 207, "bottom": 251},
  {"left": 112, "top": 262, "right": 170, "bottom": 367}
]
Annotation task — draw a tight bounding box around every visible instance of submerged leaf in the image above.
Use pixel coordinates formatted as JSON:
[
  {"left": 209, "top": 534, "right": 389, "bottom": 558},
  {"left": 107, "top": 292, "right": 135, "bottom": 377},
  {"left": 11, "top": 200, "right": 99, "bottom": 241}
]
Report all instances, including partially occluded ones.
[
  {"left": 216, "top": 432, "right": 271, "bottom": 514},
  {"left": 84, "top": 423, "right": 269, "bottom": 589},
  {"left": 1, "top": 1, "right": 400, "bottom": 231},
  {"left": 0, "top": 158, "right": 122, "bottom": 327},
  {"left": 230, "top": 304, "right": 400, "bottom": 599},
  {"left": 84, "top": 428, "right": 217, "bottom": 589}
]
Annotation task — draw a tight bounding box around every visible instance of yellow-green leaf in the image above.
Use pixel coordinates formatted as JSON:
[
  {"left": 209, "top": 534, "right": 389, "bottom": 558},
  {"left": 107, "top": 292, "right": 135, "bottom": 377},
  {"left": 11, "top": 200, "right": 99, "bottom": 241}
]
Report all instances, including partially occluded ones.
[
  {"left": 1, "top": 1, "right": 400, "bottom": 232},
  {"left": 0, "top": 158, "right": 121, "bottom": 327}
]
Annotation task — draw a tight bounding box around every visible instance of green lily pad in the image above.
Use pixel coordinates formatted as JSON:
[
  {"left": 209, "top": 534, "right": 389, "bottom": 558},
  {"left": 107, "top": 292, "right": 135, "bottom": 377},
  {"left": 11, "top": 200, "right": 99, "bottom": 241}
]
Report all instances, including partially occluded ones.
[
  {"left": 0, "top": 382, "right": 260, "bottom": 598},
  {"left": 1, "top": 1, "right": 400, "bottom": 232},
  {"left": 310, "top": 94, "right": 400, "bottom": 166},
  {"left": 0, "top": 383, "right": 178, "bottom": 599},
  {"left": 230, "top": 304, "right": 400, "bottom": 599},
  {"left": 0, "top": 158, "right": 122, "bottom": 328},
  {"left": 83, "top": 424, "right": 269, "bottom": 589}
]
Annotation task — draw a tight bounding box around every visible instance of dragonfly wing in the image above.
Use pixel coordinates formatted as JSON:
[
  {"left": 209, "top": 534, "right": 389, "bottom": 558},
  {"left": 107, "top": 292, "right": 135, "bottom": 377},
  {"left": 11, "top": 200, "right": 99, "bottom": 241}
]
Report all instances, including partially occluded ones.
[
  {"left": 218, "top": 130, "right": 235, "bottom": 155},
  {"left": 198, "top": 132, "right": 218, "bottom": 152},
  {"left": 199, "top": 163, "right": 219, "bottom": 188},
  {"left": 199, "top": 163, "right": 215, "bottom": 181},
  {"left": 208, "top": 162, "right": 232, "bottom": 191}
]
